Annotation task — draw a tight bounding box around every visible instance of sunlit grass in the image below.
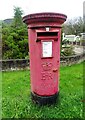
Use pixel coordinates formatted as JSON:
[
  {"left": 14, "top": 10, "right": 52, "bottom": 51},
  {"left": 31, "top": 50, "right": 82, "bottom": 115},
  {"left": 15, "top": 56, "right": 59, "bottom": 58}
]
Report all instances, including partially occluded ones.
[{"left": 2, "top": 62, "right": 83, "bottom": 119}]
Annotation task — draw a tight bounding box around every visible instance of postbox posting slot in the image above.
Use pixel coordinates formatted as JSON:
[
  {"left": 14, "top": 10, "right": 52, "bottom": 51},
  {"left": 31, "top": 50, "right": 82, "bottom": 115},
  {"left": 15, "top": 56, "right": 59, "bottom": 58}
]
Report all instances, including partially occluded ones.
[
  {"left": 41, "top": 40, "right": 53, "bottom": 58},
  {"left": 36, "top": 31, "right": 58, "bottom": 42},
  {"left": 37, "top": 32, "right": 58, "bottom": 36}
]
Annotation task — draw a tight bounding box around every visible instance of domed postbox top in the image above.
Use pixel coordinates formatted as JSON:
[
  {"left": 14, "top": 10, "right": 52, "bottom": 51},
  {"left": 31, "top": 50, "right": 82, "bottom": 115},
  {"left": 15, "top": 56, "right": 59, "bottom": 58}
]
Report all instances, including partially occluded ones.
[{"left": 23, "top": 12, "right": 67, "bottom": 26}]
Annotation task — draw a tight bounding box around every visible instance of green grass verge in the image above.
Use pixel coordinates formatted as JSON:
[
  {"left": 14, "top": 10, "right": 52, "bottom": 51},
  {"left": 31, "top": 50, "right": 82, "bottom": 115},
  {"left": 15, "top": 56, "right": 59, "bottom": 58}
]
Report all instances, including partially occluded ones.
[
  {"left": 0, "top": 71, "right": 2, "bottom": 119},
  {"left": 2, "top": 62, "right": 83, "bottom": 119}
]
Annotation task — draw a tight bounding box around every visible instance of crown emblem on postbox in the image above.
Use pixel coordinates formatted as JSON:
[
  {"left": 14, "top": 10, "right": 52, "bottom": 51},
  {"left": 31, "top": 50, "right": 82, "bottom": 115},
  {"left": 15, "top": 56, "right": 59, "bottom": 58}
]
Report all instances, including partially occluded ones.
[{"left": 42, "top": 62, "right": 53, "bottom": 71}]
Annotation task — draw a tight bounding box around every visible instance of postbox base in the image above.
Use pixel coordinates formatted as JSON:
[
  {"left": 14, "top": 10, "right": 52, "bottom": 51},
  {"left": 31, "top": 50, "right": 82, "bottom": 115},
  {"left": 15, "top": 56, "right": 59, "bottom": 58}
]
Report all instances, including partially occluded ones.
[{"left": 31, "top": 92, "right": 59, "bottom": 105}]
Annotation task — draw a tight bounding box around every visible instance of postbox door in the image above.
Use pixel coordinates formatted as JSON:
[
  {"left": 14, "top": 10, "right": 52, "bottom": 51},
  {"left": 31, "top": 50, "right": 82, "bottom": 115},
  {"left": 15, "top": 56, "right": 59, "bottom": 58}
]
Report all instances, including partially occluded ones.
[{"left": 39, "top": 38, "right": 60, "bottom": 96}]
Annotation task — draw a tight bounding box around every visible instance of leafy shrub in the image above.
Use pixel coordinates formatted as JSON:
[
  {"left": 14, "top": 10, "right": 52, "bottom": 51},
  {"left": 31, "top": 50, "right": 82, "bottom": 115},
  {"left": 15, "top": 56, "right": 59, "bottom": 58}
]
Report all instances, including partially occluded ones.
[
  {"left": 2, "top": 7, "right": 28, "bottom": 59},
  {"left": 61, "top": 46, "right": 75, "bottom": 56}
]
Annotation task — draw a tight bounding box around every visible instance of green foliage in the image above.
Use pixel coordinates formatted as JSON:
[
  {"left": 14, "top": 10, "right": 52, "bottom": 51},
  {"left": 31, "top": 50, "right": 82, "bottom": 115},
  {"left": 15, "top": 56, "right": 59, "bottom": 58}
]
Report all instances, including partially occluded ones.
[
  {"left": 2, "top": 7, "right": 28, "bottom": 59},
  {"left": 2, "top": 62, "right": 83, "bottom": 118},
  {"left": 61, "top": 46, "right": 75, "bottom": 56},
  {"left": 13, "top": 6, "right": 23, "bottom": 27}
]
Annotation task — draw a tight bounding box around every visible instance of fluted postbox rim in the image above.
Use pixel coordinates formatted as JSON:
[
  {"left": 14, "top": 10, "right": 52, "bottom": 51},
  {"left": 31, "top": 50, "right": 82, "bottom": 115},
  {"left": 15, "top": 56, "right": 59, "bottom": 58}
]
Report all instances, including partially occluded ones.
[{"left": 23, "top": 12, "right": 67, "bottom": 25}]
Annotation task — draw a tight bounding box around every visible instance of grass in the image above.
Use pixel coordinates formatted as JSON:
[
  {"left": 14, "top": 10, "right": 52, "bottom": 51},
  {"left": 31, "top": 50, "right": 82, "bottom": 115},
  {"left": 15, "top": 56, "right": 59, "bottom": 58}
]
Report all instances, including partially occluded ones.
[{"left": 2, "top": 62, "right": 84, "bottom": 119}]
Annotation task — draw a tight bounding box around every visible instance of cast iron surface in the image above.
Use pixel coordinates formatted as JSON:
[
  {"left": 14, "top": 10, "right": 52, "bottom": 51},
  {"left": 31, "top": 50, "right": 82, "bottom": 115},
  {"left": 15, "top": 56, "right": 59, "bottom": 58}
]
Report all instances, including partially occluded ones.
[
  {"left": 31, "top": 92, "right": 59, "bottom": 106},
  {"left": 23, "top": 12, "right": 67, "bottom": 24}
]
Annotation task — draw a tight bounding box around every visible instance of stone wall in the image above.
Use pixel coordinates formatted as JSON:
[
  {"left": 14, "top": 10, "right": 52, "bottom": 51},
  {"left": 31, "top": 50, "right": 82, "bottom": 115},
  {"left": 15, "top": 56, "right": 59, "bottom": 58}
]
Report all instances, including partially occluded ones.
[
  {"left": 60, "top": 53, "right": 85, "bottom": 66},
  {"left": 0, "top": 53, "right": 85, "bottom": 71},
  {"left": 1, "top": 59, "right": 30, "bottom": 71}
]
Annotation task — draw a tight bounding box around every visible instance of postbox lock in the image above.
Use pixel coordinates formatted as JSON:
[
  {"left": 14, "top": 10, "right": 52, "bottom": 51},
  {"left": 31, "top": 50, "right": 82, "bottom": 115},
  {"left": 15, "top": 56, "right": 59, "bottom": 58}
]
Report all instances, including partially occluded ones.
[{"left": 53, "top": 68, "right": 58, "bottom": 72}]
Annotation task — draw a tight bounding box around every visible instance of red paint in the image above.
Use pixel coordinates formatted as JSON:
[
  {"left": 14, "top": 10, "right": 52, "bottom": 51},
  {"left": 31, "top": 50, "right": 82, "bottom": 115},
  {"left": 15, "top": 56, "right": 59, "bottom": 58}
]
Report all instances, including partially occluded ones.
[{"left": 23, "top": 13, "right": 67, "bottom": 96}]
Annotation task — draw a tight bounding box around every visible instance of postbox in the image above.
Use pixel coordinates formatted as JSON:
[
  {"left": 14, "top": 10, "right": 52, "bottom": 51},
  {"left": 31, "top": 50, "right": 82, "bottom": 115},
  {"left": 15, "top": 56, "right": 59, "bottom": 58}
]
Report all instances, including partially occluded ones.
[{"left": 23, "top": 13, "right": 67, "bottom": 105}]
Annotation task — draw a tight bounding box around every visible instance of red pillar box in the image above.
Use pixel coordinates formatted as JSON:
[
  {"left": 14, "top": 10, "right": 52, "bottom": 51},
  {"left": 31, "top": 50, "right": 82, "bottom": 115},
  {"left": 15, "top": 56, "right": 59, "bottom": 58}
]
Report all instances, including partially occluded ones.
[{"left": 23, "top": 13, "right": 67, "bottom": 105}]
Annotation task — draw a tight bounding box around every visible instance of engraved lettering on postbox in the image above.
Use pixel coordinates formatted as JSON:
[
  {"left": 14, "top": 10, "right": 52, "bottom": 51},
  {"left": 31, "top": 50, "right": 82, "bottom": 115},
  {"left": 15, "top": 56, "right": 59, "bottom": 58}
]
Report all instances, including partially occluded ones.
[
  {"left": 49, "top": 72, "right": 53, "bottom": 79},
  {"left": 41, "top": 72, "right": 46, "bottom": 80},
  {"left": 41, "top": 72, "right": 53, "bottom": 81}
]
